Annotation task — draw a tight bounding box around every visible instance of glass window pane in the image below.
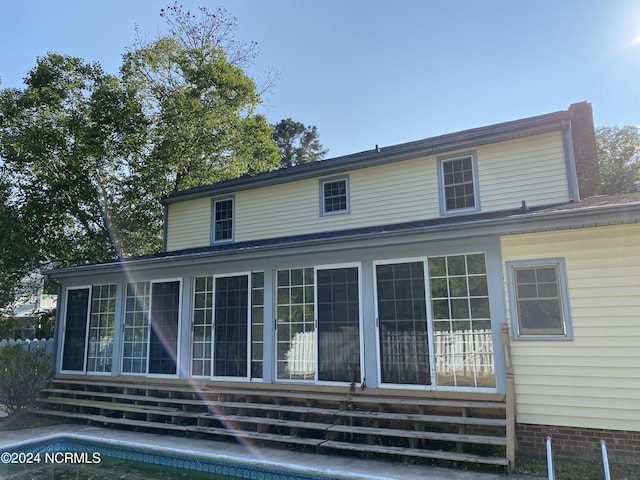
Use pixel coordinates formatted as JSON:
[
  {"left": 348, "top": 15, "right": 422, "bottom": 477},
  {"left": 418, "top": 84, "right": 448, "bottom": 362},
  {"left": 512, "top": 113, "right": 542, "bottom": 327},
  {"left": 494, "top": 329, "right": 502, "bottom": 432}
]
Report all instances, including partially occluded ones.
[
  {"left": 429, "top": 253, "right": 495, "bottom": 388},
  {"left": 148, "top": 281, "right": 180, "bottom": 375},
  {"left": 276, "top": 268, "right": 315, "bottom": 380},
  {"left": 213, "top": 275, "right": 248, "bottom": 378},
  {"left": 62, "top": 289, "right": 90, "bottom": 371},
  {"left": 317, "top": 267, "right": 361, "bottom": 383},
  {"left": 441, "top": 156, "right": 476, "bottom": 211},
  {"left": 214, "top": 198, "right": 233, "bottom": 241},
  {"left": 323, "top": 179, "right": 348, "bottom": 214},
  {"left": 86, "top": 284, "right": 117, "bottom": 373},
  {"left": 375, "top": 262, "right": 430, "bottom": 385},
  {"left": 513, "top": 264, "right": 566, "bottom": 337}
]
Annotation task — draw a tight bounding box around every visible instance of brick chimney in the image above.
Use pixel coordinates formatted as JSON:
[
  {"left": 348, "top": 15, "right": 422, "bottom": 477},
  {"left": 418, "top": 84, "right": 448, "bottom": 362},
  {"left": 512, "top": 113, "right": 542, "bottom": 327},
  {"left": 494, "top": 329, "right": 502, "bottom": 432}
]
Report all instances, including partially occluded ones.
[{"left": 569, "top": 102, "right": 602, "bottom": 199}]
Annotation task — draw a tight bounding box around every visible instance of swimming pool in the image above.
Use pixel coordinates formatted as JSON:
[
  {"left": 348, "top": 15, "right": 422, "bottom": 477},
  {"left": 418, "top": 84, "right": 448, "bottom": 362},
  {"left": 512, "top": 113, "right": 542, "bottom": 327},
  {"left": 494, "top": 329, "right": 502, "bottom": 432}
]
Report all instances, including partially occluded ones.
[{"left": 0, "top": 433, "right": 347, "bottom": 480}]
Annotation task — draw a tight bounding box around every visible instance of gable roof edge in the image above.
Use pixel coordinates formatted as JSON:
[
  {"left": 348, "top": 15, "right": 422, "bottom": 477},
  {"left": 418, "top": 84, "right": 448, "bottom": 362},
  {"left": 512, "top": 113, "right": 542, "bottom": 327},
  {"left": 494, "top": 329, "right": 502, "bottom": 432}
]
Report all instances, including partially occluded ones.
[
  {"left": 163, "top": 109, "right": 574, "bottom": 205},
  {"left": 47, "top": 199, "right": 640, "bottom": 280}
]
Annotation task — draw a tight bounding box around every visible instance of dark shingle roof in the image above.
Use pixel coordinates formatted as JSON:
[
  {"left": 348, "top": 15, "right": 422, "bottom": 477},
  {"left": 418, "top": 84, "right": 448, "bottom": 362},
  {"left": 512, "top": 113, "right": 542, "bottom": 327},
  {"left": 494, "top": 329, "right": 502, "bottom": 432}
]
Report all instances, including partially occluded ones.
[
  {"left": 162, "top": 108, "right": 574, "bottom": 205},
  {"left": 47, "top": 193, "right": 640, "bottom": 278}
]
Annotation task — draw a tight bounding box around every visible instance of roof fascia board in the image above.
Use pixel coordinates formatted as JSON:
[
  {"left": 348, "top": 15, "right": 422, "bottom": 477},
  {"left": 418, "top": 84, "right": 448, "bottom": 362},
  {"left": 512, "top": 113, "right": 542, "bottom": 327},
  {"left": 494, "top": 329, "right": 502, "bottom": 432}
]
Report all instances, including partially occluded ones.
[
  {"left": 47, "top": 202, "right": 640, "bottom": 280},
  {"left": 163, "top": 111, "right": 572, "bottom": 205}
]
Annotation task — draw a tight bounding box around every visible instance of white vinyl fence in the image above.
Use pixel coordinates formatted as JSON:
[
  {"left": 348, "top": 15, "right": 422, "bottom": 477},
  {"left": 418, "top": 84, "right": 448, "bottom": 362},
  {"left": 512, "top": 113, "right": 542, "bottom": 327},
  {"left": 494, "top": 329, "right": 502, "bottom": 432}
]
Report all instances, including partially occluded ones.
[
  {"left": 0, "top": 338, "right": 55, "bottom": 366},
  {"left": 284, "top": 328, "right": 495, "bottom": 383},
  {"left": 433, "top": 328, "right": 495, "bottom": 376}
]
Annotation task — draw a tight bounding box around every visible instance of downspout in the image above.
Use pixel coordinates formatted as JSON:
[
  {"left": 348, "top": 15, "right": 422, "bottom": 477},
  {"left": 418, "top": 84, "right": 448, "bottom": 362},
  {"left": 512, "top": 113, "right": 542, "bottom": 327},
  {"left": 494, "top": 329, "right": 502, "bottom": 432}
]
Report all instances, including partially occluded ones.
[{"left": 562, "top": 119, "right": 581, "bottom": 202}]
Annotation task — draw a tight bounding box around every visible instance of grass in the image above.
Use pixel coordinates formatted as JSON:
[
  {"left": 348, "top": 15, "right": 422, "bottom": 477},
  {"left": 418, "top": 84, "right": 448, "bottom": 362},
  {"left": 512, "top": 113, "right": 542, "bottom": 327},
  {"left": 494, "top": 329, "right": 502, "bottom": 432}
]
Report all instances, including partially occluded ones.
[{"left": 516, "top": 453, "right": 640, "bottom": 480}]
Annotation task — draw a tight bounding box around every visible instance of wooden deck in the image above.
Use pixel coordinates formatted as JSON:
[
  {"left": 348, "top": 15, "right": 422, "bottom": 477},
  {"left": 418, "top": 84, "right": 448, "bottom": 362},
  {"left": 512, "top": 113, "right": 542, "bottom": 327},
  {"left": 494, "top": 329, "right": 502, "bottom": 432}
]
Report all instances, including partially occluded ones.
[{"left": 35, "top": 375, "right": 513, "bottom": 471}]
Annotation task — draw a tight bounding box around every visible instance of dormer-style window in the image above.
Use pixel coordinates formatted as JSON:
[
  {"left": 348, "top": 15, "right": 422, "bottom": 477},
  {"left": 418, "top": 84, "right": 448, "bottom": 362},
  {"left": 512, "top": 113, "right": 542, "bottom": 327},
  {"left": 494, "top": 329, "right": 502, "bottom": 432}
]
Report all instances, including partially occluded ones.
[
  {"left": 212, "top": 197, "right": 234, "bottom": 243},
  {"left": 320, "top": 176, "right": 350, "bottom": 216},
  {"left": 438, "top": 152, "right": 480, "bottom": 215}
]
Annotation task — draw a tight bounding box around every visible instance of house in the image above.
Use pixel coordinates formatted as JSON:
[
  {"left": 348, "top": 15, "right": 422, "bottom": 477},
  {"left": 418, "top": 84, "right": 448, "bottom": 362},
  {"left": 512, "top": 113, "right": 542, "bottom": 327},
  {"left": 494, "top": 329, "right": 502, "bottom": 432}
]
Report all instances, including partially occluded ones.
[
  {"left": 2, "top": 274, "right": 57, "bottom": 339},
  {"left": 46, "top": 101, "right": 640, "bottom": 466},
  {"left": 7, "top": 294, "right": 56, "bottom": 339}
]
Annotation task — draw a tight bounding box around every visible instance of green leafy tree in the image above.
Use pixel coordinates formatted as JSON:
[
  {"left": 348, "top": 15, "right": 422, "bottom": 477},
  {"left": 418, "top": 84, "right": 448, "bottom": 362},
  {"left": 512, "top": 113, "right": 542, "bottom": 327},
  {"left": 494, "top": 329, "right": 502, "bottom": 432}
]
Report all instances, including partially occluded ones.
[
  {"left": 0, "top": 4, "right": 281, "bottom": 308},
  {"left": 272, "top": 118, "right": 328, "bottom": 168},
  {"left": 0, "top": 180, "right": 38, "bottom": 314},
  {"left": 0, "top": 53, "right": 148, "bottom": 266},
  {"left": 596, "top": 126, "right": 640, "bottom": 195},
  {"left": 121, "top": 3, "right": 280, "bottom": 193}
]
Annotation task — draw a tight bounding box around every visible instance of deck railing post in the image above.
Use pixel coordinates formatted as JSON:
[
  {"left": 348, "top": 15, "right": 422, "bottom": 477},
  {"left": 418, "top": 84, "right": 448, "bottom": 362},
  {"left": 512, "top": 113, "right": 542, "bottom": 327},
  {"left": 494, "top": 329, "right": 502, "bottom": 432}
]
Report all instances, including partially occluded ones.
[{"left": 501, "top": 323, "right": 516, "bottom": 473}]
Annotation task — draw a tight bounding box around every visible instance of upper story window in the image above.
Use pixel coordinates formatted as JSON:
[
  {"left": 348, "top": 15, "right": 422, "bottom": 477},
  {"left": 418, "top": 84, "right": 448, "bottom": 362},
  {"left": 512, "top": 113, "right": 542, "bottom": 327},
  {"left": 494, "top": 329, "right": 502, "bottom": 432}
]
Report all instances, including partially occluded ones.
[
  {"left": 212, "top": 197, "right": 234, "bottom": 243},
  {"left": 438, "top": 152, "right": 480, "bottom": 215},
  {"left": 506, "top": 258, "right": 573, "bottom": 340},
  {"left": 320, "top": 176, "right": 350, "bottom": 216}
]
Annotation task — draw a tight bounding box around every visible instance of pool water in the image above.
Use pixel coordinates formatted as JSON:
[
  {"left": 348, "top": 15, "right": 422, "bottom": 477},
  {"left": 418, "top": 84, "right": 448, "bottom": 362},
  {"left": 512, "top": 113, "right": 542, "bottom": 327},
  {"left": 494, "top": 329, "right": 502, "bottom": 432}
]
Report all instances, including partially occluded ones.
[
  {"left": 2, "top": 456, "right": 238, "bottom": 480},
  {"left": 1, "top": 436, "right": 341, "bottom": 480}
]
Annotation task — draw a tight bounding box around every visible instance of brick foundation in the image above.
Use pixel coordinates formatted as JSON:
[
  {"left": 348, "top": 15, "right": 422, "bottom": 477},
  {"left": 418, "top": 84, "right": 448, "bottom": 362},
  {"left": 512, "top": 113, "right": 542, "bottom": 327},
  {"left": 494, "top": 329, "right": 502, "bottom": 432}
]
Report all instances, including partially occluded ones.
[{"left": 517, "top": 423, "right": 640, "bottom": 463}]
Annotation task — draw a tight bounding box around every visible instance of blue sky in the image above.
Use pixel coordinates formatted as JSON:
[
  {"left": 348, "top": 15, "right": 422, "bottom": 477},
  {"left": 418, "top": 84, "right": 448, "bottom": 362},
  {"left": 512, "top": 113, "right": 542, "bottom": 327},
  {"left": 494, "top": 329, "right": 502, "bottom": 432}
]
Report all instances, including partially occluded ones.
[{"left": 1, "top": 1, "right": 639, "bottom": 158}]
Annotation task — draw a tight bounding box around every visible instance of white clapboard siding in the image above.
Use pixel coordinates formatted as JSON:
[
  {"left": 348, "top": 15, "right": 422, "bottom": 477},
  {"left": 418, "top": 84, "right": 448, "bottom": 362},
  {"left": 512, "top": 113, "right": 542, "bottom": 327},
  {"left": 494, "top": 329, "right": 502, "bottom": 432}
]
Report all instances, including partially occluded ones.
[
  {"left": 501, "top": 224, "right": 640, "bottom": 432},
  {"left": 235, "top": 156, "right": 439, "bottom": 242},
  {"left": 477, "top": 132, "right": 568, "bottom": 209},
  {"left": 166, "top": 197, "right": 211, "bottom": 251},
  {"left": 166, "top": 131, "right": 568, "bottom": 250}
]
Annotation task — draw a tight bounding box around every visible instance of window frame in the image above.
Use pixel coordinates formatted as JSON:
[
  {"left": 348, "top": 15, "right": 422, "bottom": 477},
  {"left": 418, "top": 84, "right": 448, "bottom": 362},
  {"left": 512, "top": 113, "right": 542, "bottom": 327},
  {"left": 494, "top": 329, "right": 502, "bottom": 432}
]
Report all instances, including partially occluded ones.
[
  {"left": 319, "top": 176, "right": 350, "bottom": 217},
  {"left": 506, "top": 258, "right": 573, "bottom": 341},
  {"left": 211, "top": 196, "right": 235, "bottom": 244},
  {"left": 60, "top": 284, "right": 118, "bottom": 375},
  {"left": 121, "top": 278, "right": 182, "bottom": 377},
  {"left": 437, "top": 151, "right": 480, "bottom": 216},
  {"left": 60, "top": 286, "right": 91, "bottom": 374}
]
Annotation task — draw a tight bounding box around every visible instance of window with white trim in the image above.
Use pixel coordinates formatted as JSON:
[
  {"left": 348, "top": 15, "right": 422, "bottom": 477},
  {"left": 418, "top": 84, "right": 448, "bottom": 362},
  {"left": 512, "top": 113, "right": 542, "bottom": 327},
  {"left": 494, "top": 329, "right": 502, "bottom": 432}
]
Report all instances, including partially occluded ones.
[
  {"left": 438, "top": 153, "right": 479, "bottom": 214},
  {"left": 61, "top": 284, "right": 117, "bottom": 373},
  {"left": 320, "top": 177, "right": 349, "bottom": 216},
  {"left": 212, "top": 197, "right": 234, "bottom": 243},
  {"left": 507, "top": 259, "right": 572, "bottom": 340}
]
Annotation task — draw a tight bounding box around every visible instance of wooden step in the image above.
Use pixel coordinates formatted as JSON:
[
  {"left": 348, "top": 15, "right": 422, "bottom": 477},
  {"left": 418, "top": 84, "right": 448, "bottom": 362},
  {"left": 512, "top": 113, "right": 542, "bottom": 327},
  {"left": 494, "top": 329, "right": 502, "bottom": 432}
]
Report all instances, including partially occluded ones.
[
  {"left": 49, "top": 378, "right": 505, "bottom": 410},
  {"left": 33, "top": 409, "right": 325, "bottom": 447},
  {"left": 34, "top": 408, "right": 506, "bottom": 467},
  {"left": 40, "top": 396, "right": 181, "bottom": 412},
  {"left": 211, "top": 415, "right": 332, "bottom": 432},
  {"left": 41, "top": 377, "right": 510, "bottom": 470},
  {"left": 320, "top": 440, "right": 509, "bottom": 466},
  {"left": 37, "top": 399, "right": 505, "bottom": 448},
  {"left": 41, "top": 389, "right": 506, "bottom": 427},
  {"left": 326, "top": 424, "right": 506, "bottom": 445},
  {"left": 39, "top": 399, "right": 333, "bottom": 435}
]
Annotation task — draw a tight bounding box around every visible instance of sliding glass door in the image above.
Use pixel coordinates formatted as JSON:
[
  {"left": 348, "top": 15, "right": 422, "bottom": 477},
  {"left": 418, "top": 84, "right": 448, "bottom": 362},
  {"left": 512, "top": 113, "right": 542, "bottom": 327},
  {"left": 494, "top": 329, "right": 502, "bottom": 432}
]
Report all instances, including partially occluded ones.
[
  {"left": 276, "top": 265, "right": 362, "bottom": 384},
  {"left": 375, "top": 262, "right": 431, "bottom": 385},
  {"left": 374, "top": 254, "right": 496, "bottom": 389},
  {"left": 61, "top": 285, "right": 116, "bottom": 374},
  {"left": 148, "top": 281, "right": 180, "bottom": 375},
  {"left": 213, "top": 275, "right": 249, "bottom": 378},
  {"left": 191, "top": 273, "right": 254, "bottom": 380},
  {"left": 61, "top": 288, "right": 91, "bottom": 372},
  {"left": 122, "top": 280, "right": 181, "bottom": 376},
  {"left": 317, "top": 267, "right": 361, "bottom": 383},
  {"left": 276, "top": 268, "right": 315, "bottom": 380}
]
